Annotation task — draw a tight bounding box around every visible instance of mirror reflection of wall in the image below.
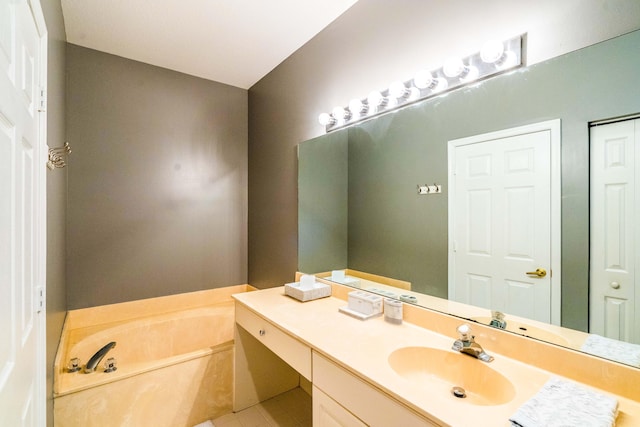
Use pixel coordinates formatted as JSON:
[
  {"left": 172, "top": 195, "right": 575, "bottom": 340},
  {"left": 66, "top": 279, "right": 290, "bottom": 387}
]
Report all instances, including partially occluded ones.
[{"left": 299, "top": 29, "right": 640, "bottom": 365}]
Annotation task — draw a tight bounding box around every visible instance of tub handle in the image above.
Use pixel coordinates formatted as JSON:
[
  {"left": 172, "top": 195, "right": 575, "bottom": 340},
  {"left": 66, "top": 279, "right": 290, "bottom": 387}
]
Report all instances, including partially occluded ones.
[
  {"left": 104, "top": 357, "right": 117, "bottom": 373},
  {"left": 67, "top": 357, "right": 81, "bottom": 373},
  {"left": 259, "top": 329, "right": 266, "bottom": 336}
]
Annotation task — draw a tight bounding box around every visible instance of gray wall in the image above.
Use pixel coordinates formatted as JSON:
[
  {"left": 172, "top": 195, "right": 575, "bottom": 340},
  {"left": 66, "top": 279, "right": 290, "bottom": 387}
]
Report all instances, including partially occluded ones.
[
  {"left": 41, "top": 0, "right": 67, "bottom": 425},
  {"left": 66, "top": 45, "right": 248, "bottom": 309},
  {"left": 248, "top": 0, "right": 640, "bottom": 288}
]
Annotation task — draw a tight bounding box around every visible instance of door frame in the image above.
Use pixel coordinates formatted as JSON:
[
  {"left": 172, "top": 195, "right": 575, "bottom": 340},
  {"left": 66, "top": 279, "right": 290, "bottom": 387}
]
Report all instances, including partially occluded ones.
[
  {"left": 447, "top": 119, "right": 562, "bottom": 325},
  {"left": 35, "top": 0, "right": 48, "bottom": 421}
]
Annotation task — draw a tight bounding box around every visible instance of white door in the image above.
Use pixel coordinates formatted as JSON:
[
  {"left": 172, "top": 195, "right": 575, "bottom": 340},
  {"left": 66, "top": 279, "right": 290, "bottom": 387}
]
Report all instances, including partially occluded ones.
[
  {"left": 448, "top": 120, "right": 561, "bottom": 325},
  {"left": 0, "top": 0, "right": 47, "bottom": 424},
  {"left": 590, "top": 118, "right": 640, "bottom": 344}
]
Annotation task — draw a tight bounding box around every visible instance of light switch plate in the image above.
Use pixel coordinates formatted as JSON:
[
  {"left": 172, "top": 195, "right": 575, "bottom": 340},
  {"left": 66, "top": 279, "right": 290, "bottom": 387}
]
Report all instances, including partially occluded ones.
[{"left": 418, "top": 184, "right": 442, "bottom": 195}]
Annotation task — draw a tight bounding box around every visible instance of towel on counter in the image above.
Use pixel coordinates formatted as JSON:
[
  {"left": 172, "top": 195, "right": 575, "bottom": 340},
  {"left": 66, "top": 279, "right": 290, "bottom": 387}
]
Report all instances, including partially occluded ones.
[
  {"left": 580, "top": 334, "right": 640, "bottom": 367},
  {"left": 509, "top": 377, "right": 618, "bottom": 427}
]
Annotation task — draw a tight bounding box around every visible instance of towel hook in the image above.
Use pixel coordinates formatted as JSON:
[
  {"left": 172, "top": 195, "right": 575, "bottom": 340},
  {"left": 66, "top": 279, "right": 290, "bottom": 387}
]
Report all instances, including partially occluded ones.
[{"left": 47, "top": 142, "right": 72, "bottom": 170}]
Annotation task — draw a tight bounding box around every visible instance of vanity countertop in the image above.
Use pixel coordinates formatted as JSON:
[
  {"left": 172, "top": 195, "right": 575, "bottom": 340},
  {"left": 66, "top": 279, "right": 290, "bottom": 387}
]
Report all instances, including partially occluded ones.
[{"left": 233, "top": 286, "right": 640, "bottom": 427}]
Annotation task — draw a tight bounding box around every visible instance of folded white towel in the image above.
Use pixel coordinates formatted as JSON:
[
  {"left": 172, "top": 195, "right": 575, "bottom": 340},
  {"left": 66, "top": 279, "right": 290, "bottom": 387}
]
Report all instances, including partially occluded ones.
[
  {"left": 510, "top": 377, "right": 618, "bottom": 427},
  {"left": 580, "top": 334, "right": 640, "bottom": 367}
]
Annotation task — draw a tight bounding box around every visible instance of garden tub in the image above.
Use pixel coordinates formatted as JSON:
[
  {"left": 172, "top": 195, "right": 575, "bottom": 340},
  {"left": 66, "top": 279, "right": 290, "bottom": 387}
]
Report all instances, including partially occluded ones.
[{"left": 53, "top": 285, "right": 254, "bottom": 427}]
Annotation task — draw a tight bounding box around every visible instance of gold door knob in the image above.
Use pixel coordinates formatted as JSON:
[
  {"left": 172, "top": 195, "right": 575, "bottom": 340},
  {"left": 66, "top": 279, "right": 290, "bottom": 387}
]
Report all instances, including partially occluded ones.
[{"left": 526, "top": 268, "right": 547, "bottom": 278}]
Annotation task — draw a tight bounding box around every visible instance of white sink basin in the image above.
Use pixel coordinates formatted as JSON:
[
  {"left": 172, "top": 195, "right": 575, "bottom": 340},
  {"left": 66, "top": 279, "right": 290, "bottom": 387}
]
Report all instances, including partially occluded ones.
[{"left": 388, "top": 346, "right": 516, "bottom": 406}]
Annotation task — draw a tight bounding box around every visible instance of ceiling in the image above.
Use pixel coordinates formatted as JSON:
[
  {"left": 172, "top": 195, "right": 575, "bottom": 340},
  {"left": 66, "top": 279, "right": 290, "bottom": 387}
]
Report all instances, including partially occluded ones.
[{"left": 61, "top": 0, "right": 359, "bottom": 89}]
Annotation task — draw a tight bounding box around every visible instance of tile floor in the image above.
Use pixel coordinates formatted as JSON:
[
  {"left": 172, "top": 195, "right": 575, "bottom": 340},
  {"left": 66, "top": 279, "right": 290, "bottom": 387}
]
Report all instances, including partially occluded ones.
[{"left": 211, "top": 387, "right": 312, "bottom": 427}]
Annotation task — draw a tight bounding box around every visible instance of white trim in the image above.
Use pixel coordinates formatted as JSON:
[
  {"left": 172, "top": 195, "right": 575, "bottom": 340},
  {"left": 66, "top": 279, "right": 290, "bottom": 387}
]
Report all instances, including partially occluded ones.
[
  {"left": 447, "top": 119, "right": 562, "bottom": 325},
  {"left": 27, "top": 0, "right": 47, "bottom": 37},
  {"left": 31, "top": 0, "right": 47, "bottom": 424}
]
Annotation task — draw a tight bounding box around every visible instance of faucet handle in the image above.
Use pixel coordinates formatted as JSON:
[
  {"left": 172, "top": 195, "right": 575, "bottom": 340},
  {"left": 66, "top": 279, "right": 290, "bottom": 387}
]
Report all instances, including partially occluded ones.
[
  {"left": 457, "top": 324, "right": 473, "bottom": 341},
  {"left": 104, "top": 357, "right": 117, "bottom": 373},
  {"left": 491, "top": 310, "right": 505, "bottom": 321},
  {"left": 67, "top": 357, "right": 81, "bottom": 373}
]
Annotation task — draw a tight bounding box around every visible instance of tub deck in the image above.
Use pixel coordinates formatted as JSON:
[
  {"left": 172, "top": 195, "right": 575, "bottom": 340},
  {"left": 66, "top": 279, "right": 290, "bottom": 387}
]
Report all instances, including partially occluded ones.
[{"left": 53, "top": 285, "right": 253, "bottom": 427}]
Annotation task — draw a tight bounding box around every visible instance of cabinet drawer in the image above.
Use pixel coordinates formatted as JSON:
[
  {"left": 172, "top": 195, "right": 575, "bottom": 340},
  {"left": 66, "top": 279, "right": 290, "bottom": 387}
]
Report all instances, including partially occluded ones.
[
  {"left": 313, "top": 352, "right": 439, "bottom": 427},
  {"left": 313, "top": 385, "right": 367, "bottom": 427},
  {"left": 236, "top": 303, "right": 311, "bottom": 380}
]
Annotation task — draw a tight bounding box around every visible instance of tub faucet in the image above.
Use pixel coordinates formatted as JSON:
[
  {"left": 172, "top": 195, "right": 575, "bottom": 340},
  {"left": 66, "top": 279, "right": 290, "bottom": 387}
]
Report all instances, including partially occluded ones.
[
  {"left": 84, "top": 341, "right": 117, "bottom": 373},
  {"left": 452, "top": 324, "right": 494, "bottom": 362}
]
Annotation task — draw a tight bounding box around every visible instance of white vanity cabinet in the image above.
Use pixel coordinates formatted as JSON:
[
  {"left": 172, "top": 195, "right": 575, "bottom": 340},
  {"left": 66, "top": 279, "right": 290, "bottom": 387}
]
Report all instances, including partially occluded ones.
[
  {"left": 234, "top": 303, "right": 311, "bottom": 411},
  {"left": 235, "top": 303, "right": 311, "bottom": 379},
  {"left": 234, "top": 298, "right": 439, "bottom": 426},
  {"left": 312, "top": 353, "right": 438, "bottom": 427}
]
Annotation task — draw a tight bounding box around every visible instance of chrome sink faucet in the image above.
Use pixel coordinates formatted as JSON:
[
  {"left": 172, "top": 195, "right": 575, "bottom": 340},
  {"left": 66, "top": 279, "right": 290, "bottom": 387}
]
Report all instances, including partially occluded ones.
[{"left": 452, "top": 324, "right": 494, "bottom": 362}]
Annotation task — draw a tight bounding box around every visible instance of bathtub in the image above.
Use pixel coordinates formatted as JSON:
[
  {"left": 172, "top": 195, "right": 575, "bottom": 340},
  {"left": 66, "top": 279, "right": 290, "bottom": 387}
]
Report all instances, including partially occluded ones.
[{"left": 53, "top": 285, "right": 254, "bottom": 427}]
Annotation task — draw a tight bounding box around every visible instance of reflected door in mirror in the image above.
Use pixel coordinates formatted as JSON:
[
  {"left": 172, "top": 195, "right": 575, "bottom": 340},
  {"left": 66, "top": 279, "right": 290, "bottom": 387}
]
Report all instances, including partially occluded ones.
[
  {"left": 590, "top": 118, "right": 640, "bottom": 344},
  {"left": 449, "top": 123, "right": 556, "bottom": 323}
]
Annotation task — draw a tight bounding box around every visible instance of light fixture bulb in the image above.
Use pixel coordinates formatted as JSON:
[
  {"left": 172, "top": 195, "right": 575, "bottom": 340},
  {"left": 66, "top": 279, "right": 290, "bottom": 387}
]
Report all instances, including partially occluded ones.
[
  {"left": 367, "top": 91, "right": 386, "bottom": 108},
  {"left": 414, "top": 70, "right": 448, "bottom": 92},
  {"left": 332, "top": 106, "right": 349, "bottom": 121},
  {"left": 389, "top": 81, "right": 408, "bottom": 99},
  {"left": 413, "top": 70, "right": 434, "bottom": 89},
  {"left": 348, "top": 98, "right": 367, "bottom": 115},
  {"left": 443, "top": 57, "right": 465, "bottom": 78},
  {"left": 481, "top": 39, "right": 519, "bottom": 70},
  {"left": 318, "top": 113, "right": 335, "bottom": 126},
  {"left": 480, "top": 40, "right": 505, "bottom": 63},
  {"left": 443, "top": 57, "right": 477, "bottom": 81}
]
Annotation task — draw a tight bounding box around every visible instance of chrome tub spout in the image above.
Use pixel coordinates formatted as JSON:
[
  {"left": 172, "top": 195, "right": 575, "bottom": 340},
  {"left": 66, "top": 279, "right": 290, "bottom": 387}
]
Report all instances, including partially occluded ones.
[{"left": 84, "top": 342, "right": 116, "bottom": 373}]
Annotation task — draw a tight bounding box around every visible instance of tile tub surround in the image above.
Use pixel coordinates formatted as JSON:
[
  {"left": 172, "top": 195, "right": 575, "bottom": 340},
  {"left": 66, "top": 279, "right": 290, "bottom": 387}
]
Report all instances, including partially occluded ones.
[
  {"left": 54, "top": 285, "right": 254, "bottom": 427},
  {"left": 235, "top": 284, "right": 640, "bottom": 426}
]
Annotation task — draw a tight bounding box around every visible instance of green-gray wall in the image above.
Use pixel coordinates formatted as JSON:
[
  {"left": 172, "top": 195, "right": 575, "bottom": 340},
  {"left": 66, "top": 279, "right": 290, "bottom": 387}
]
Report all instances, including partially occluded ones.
[
  {"left": 298, "top": 131, "right": 348, "bottom": 273},
  {"left": 41, "top": 0, "right": 66, "bottom": 424},
  {"left": 342, "top": 31, "right": 640, "bottom": 331},
  {"left": 66, "top": 45, "right": 248, "bottom": 309}
]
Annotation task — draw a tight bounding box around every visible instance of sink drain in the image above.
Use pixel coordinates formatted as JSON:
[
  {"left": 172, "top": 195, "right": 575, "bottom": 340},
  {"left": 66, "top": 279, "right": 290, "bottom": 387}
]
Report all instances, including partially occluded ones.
[{"left": 451, "top": 386, "right": 467, "bottom": 399}]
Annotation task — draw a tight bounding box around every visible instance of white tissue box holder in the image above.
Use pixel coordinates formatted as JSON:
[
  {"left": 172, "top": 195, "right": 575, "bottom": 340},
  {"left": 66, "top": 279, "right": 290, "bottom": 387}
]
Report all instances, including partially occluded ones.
[
  {"left": 284, "top": 281, "right": 331, "bottom": 302},
  {"left": 339, "top": 291, "right": 383, "bottom": 320}
]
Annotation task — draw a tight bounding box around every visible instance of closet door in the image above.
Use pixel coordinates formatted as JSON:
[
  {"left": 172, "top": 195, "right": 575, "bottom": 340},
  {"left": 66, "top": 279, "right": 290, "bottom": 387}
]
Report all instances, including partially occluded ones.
[{"left": 590, "top": 118, "right": 640, "bottom": 344}]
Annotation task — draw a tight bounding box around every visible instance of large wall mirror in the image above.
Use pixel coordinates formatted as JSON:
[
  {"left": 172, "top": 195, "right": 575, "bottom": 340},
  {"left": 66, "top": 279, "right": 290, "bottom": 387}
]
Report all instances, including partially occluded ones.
[{"left": 298, "top": 30, "right": 640, "bottom": 368}]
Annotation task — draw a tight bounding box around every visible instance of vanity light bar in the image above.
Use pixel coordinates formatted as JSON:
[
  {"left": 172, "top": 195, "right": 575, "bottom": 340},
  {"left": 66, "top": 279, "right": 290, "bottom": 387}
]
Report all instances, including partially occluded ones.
[{"left": 319, "top": 35, "right": 525, "bottom": 132}]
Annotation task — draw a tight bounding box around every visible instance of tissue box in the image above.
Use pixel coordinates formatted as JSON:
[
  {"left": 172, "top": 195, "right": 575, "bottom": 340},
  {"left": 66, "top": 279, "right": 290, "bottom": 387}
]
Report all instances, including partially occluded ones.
[{"left": 284, "top": 281, "right": 331, "bottom": 302}]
